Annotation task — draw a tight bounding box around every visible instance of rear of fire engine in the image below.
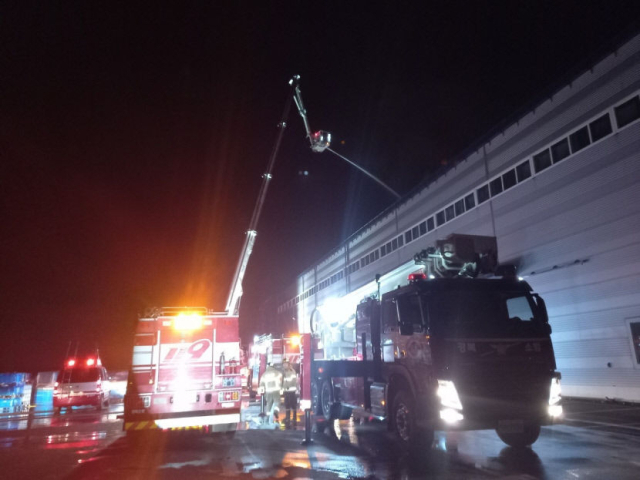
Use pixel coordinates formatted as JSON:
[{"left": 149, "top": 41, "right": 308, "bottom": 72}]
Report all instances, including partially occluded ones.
[
  {"left": 124, "top": 307, "right": 242, "bottom": 433},
  {"left": 304, "top": 234, "right": 563, "bottom": 452}
]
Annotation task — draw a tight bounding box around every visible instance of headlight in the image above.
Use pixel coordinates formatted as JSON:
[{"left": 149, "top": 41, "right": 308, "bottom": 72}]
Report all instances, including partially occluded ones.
[
  {"left": 548, "top": 375, "right": 563, "bottom": 418},
  {"left": 549, "top": 376, "right": 561, "bottom": 405},
  {"left": 437, "top": 380, "right": 463, "bottom": 411}
]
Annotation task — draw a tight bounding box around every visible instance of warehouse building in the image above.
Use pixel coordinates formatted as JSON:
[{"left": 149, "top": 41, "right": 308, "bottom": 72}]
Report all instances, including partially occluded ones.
[{"left": 273, "top": 32, "right": 640, "bottom": 402}]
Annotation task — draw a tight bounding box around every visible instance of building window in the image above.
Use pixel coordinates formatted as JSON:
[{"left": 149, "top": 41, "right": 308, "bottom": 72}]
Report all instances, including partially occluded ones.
[
  {"left": 477, "top": 185, "right": 489, "bottom": 204},
  {"left": 502, "top": 169, "right": 516, "bottom": 190},
  {"left": 436, "top": 210, "right": 446, "bottom": 226},
  {"left": 445, "top": 205, "right": 455, "bottom": 221},
  {"left": 464, "top": 193, "right": 475, "bottom": 210},
  {"left": 426, "top": 217, "right": 434, "bottom": 232},
  {"left": 569, "top": 126, "right": 590, "bottom": 153},
  {"left": 615, "top": 96, "right": 640, "bottom": 129},
  {"left": 589, "top": 113, "right": 612, "bottom": 142},
  {"left": 516, "top": 160, "right": 532, "bottom": 182},
  {"left": 455, "top": 199, "right": 465, "bottom": 216},
  {"left": 412, "top": 225, "right": 419, "bottom": 239},
  {"left": 405, "top": 231, "right": 412, "bottom": 244},
  {"left": 374, "top": 250, "right": 379, "bottom": 260},
  {"left": 551, "top": 138, "right": 570, "bottom": 163},
  {"left": 380, "top": 246, "right": 386, "bottom": 257},
  {"left": 533, "top": 149, "right": 552, "bottom": 173},
  {"left": 420, "top": 221, "right": 427, "bottom": 235},
  {"left": 490, "top": 177, "right": 503, "bottom": 197},
  {"left": 392, "top": 238, "right": 398, "bottom": 250},
  {"left": 629, "top": 319, "right": 640, "bottom": 365}
]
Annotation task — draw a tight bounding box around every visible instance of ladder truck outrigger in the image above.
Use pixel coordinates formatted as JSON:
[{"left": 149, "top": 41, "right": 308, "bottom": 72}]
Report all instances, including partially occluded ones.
[
  {"left": 297, "top": 234, "right": 562, "bottom": 451},
  {"left": 123, "top": 79, "right": 298, "bottom": 434}
]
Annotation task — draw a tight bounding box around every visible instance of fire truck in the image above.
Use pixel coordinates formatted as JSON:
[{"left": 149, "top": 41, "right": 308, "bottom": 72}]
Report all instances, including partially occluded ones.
[
  {"left": 248, "top": 334, "right": 300, "bottom": 397},
  {"left": 123, "top": 79, "right": 298, "bottom": 433},
  {"left": 294, "top": 234, "right": 562, "bottom": 450},
  {"left": 124, "top": 307, "right": 242, "bottom": 432}
]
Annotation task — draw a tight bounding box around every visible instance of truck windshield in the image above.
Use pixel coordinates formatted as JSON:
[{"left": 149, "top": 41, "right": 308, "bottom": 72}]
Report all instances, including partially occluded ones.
[{"left": 427, "top": 289, "right": 546, "bottom": 338}]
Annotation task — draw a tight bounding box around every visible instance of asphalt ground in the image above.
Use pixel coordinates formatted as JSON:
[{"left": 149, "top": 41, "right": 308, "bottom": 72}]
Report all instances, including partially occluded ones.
[{"left": 0, "top": 397, "right": 639, "bottom": 479}]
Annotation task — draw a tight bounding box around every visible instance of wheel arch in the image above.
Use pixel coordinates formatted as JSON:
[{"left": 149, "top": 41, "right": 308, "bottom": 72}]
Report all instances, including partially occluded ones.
[{"left": 386, "top": 369, "right": 414, "bottom": 429}]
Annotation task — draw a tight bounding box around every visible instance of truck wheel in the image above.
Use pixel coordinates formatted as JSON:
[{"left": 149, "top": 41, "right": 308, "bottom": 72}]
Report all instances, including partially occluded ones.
[
  {"left": 392, "top": 390, "right": 433, "bottom": 452},
  {"left": 496, "top": 423, "right": 541, "bottom": 448},
  {"left": 320, "top": 379, "right": 333, "bottom": 418}
]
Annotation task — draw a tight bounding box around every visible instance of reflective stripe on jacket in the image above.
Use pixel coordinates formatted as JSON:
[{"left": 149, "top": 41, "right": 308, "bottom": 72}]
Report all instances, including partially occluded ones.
[
  {"left": 260, "top": 366, "right": 283, "bottom": 393},
  {"left": 282, "top": 368, "right": 297, "bottom": 392}
]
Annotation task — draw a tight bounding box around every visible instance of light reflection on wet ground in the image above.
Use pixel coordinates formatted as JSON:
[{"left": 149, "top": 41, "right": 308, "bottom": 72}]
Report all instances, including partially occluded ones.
[
  {"left": 1, "top": 399, "right": 639, "bottom": 479},
  {"left": 0, "top": 403, "right": 124, "bottom": 432}
]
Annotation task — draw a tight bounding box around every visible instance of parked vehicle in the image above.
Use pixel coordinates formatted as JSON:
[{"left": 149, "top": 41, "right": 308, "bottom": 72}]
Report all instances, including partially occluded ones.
[{"left": 54, "top": 357, "right": 110, "bottom": 413}]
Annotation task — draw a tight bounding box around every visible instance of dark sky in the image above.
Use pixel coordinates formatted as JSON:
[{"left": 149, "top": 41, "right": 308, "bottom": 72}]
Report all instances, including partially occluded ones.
[{"left": 2, "top": 2, "right": 639, "bottom": 371}]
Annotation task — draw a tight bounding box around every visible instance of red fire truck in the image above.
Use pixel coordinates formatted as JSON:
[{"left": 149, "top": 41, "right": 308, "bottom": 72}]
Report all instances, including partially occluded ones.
[
  {"left": 124, "top": 307, "right": 241, "bottom": 432},
  {"left": 123, "top": 78, "right": 296, "bottom": 432}
]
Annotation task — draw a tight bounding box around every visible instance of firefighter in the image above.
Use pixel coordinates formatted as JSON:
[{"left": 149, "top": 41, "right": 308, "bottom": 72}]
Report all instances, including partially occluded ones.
[
  {"left": 259, "top": 362, "right": 283, "bottom": 425},
  {"left": 282, "top": 360, "right": 298, "bottom": 428}
]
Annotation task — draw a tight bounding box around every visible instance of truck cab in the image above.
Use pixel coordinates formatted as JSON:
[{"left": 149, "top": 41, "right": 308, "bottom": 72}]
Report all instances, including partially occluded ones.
[{"left": 310, "top": 274, "right": 562, "bottom": 450}]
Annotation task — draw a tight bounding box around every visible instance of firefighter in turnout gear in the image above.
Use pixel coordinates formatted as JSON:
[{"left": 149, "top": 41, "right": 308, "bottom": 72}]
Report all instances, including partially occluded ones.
[
  {"left": 259, "top": 363, "right": 283, "bottom": 425},
  {"left": 282, "top": 361, "right": 298, "bottom": 428}
]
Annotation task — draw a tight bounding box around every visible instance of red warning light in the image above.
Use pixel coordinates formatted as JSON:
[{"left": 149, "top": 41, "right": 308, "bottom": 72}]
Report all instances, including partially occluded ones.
[
  {"left": 67, "top": 359, "right": 76, "bottom": 367},
  {"left": 86, "top": 358, "right": 95, "bottom": 366},
  {"left": 408, "top": 273, "right": 427, "bottom": 282}
]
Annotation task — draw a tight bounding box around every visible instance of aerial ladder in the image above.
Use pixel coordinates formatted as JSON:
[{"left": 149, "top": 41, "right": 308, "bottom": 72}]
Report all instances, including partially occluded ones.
[
  {"left": 224, "top": 79, "right": 296, "bottom": 315},
  {"left": 226, "top": 75, "right": 402, "bottom": 316}
]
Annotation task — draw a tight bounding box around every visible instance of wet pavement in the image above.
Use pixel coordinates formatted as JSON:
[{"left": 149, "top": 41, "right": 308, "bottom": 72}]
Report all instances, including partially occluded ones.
[{"left": 0, "top": 398, "right": 639, "bottom": 479}]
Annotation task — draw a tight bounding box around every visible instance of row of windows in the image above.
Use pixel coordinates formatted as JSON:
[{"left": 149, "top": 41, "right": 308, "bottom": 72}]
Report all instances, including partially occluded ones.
[
  {"left": 424, "top": 93, "right": 640, "bottom": 231},
  {"left": 277, "top": 92, "right": 640, "bottom": 313},
  {"left": 277, "top": 269, "right": 346, "bottom": 313}
]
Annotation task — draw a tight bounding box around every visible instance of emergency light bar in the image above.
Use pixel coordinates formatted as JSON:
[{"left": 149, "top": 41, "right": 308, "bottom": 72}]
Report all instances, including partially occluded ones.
[{"left": 172, "top": 312, "right": 206, "bottom": 331}]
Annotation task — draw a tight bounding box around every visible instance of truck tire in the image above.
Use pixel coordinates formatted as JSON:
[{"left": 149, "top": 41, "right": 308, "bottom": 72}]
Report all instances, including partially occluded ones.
[
  {"left": 495, "top": 423, "right": 541, "bottom": 448},
  {"left": 391, "top": 390, "right": 433, "bottom": 452},
  {"left": 320, "top": 379, "right": 334, "bottom": 418}
]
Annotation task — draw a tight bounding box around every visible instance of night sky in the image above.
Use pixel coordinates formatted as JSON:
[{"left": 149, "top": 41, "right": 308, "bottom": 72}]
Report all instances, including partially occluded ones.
[{"left": 2, "top": 2, "right": 640, "bottom": 372}]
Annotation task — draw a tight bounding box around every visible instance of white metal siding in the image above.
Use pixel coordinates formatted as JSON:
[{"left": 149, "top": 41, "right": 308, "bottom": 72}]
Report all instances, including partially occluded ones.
[{"left": 278, "top": 33, "right": 640, "bottom": 401}]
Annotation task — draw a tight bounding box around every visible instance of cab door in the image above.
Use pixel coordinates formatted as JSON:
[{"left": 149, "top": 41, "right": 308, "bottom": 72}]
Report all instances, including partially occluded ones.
[{"left": 381, "top": 297, "right": 400, "bottom": 363}]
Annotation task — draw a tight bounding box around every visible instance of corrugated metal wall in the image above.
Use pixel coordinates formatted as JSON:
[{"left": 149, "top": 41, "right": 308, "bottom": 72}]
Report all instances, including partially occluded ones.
[{"left": 276, "top": 33, "right": 640, "bottom": 401}]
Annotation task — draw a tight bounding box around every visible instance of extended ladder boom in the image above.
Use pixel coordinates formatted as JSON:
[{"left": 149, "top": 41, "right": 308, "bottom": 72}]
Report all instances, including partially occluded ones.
[{"left": 224, "top": 80, "right": 295, "bottom": 315}]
